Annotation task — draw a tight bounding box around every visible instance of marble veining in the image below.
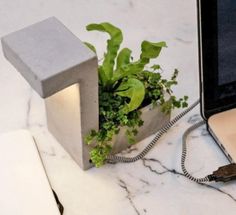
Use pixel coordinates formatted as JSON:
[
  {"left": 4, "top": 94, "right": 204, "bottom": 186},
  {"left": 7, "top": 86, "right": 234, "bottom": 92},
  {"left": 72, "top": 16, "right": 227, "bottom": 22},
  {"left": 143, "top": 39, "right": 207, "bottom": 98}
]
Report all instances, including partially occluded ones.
[
  {"left": 1, "top": 0, "right": 236, "bottom": 214},
  {"left": 118, "top": 179, "right": 141, "bottom": 215},
  {"left": 141, "top": 158, "right": 236, "bottom": 202}
]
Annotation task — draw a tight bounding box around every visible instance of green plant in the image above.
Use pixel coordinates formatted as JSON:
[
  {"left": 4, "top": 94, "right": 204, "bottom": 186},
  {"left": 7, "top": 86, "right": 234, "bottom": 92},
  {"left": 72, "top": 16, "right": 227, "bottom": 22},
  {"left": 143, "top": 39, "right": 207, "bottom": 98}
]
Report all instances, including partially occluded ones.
[{"left": 85, "top": 22, "right": 188, "bottom": 167}]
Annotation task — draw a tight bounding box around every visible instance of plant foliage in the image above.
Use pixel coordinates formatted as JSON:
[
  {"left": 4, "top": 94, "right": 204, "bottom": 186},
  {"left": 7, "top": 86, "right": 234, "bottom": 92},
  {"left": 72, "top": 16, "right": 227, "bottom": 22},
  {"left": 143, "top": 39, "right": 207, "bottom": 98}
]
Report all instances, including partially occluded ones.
[{"left": 85, "top": 22, "right": 188, "bottom": 167}]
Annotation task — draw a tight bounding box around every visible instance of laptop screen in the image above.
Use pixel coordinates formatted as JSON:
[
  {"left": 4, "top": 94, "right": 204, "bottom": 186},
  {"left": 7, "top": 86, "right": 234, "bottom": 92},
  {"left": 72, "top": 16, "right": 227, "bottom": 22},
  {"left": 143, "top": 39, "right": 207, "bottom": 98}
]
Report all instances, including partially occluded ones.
[
  {"left": 198, "top": 0, "right": 236, "bottom": 118},
  {"left": 218, "top": 0, "right": 236, "bottom": 86}
]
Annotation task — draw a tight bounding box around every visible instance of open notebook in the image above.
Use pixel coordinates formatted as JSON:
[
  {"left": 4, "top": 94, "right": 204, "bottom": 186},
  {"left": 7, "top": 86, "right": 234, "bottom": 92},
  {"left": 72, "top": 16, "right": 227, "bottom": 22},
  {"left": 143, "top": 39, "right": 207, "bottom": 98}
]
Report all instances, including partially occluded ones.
[{"left": 0, "top": 130, "right": 61, "bottom": 215}]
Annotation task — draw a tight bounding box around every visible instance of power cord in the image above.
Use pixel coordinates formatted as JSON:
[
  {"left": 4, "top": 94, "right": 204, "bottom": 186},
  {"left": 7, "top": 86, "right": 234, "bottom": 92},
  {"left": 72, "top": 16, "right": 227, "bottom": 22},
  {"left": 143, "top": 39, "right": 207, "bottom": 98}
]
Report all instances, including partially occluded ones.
[
  {"left": 181, "top": 120, "right": 210, "bottom": 183},
  {"left": 107, "top": 99, "right": 236, "bottom": 183},
  {"left": 182, "top": 120, "right": 236, "bottom": 183}
]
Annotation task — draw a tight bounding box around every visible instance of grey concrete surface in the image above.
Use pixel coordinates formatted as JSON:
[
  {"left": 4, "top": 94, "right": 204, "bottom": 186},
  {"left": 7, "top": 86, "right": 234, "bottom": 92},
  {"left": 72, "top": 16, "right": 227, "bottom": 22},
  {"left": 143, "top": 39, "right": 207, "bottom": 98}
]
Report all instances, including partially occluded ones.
[
  {"left": 1, "top": 17, "right": 99, "bottom": 170},
  {"left": 1, "top": 17, "right": 97, "bottom": 98}
]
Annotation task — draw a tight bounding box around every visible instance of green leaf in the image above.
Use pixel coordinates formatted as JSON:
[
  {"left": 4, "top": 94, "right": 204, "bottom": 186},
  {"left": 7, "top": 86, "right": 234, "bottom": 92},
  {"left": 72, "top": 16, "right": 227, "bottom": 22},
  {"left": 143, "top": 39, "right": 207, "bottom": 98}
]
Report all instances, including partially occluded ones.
[
  {"left": 171, "top": 69, "right": 179, "bottom": 81},
  {"left": 86, "top": 23, "right": 123, "bottom": 86},
  {"left": 98, "top": 66, "right": 106, "bottom": 85},
  {"left": 111, "top": 41, "right": 167, "bottom": 84},
  {"left": 112, "top": 61, "right": 144, "bottom": 83},
  {"left": 90, "top": 144, "right": 112, "bottom": 167},
  {"left": 84, "top": 42, "right": 97, "bottom": 53},
  {"left": 184, "top": 95, "right": 189, "bottom": 100},
  {"left": 140, "top": 41, "right": 167, "bottom": 64},
  {"left": 151, "top": 64, "right": 161, "bottom": 70},
  {"left": 85, "top": 129, "right": 97, "bottom": 144},
  {"left": 115, "top": 78, "right": 145, "bottom": 113},
  {"left": 116, "top": 48, "right": 132, "bottom": 70}
]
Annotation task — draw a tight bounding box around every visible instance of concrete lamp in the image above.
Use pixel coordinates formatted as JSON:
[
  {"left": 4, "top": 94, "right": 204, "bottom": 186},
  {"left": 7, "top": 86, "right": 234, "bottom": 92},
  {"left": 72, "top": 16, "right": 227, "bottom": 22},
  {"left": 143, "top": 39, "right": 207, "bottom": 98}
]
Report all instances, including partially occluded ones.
[
  {"left": 1, "top": 17, "right": 171, "bottom": 170},
  {"left": 1, "top": 17, "right": 98, "bottom": 170}
]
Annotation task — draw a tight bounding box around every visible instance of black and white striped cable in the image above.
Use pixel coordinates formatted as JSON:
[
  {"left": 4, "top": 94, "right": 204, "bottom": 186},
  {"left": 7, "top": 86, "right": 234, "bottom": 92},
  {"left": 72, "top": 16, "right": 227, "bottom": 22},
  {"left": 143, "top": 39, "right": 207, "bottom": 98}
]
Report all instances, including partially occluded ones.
[
  {"left": 106, "top": 99, "right": 200, "bottom": 164},
  {"left": 181, "top": 120, "right": 210, "bottom": 183}
]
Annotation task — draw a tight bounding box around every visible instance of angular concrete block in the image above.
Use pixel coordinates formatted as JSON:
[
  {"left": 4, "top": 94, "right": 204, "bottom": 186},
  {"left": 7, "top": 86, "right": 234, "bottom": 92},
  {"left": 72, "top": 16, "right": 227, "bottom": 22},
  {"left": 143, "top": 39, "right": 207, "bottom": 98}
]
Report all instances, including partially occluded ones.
[
  {"left": 1, "top": 17, "right": 97, "bottom": 98},
  {"left": 1, "top": 17, "right": 98, "bottom": 170}
]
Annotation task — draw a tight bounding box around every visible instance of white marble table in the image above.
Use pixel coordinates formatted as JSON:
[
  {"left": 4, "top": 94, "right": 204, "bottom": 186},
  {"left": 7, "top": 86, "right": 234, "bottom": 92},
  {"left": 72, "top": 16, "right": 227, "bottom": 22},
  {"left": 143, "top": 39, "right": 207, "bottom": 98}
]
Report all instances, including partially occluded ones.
[{"left": 0, "top": 0, "right": 236, "bottom": 214}]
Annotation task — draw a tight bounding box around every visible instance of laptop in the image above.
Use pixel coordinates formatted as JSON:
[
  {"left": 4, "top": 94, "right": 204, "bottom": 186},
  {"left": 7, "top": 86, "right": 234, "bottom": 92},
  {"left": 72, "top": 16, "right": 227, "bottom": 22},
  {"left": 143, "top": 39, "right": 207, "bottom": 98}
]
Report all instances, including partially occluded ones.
[{"left": 198, "top": 0, "right": 236, "bottom": 163}]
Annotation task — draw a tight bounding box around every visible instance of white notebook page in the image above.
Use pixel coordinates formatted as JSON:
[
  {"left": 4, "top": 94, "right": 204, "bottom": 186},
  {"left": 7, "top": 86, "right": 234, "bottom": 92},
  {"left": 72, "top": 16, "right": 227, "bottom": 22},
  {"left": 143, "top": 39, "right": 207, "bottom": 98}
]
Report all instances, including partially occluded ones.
[{"left": 0, "top": 130, "right": 61, "bottom": 215}]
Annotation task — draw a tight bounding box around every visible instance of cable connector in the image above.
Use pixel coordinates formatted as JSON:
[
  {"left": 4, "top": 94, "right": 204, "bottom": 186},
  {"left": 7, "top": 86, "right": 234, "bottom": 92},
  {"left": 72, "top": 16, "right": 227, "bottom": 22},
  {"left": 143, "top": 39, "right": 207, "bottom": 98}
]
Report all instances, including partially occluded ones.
[{"left": 208, "top": 164, "right": 236, "bottom": 182}]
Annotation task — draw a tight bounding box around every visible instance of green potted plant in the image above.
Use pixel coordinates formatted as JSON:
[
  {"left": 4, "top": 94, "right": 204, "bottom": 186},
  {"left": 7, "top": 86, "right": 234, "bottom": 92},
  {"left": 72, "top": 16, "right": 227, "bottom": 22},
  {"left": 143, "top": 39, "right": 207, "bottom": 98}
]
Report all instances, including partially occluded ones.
[{"left": 84, "top": 22, "right": 188, "bottom": 167}]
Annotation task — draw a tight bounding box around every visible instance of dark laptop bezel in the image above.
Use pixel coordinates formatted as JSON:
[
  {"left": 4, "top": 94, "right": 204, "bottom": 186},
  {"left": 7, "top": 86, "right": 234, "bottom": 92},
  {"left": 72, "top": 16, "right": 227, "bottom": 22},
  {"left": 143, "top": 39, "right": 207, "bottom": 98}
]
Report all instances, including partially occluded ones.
[{"left": 197, "top": 0, "right": 236, "bottom": 119}]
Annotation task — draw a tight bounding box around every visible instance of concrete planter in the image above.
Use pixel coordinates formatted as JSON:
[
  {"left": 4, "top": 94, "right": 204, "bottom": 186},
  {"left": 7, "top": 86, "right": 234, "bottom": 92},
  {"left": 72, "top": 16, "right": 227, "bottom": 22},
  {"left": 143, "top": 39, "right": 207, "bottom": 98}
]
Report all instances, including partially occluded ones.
[
  {"left": 111, "top": 104, "right": 170, "bottom": 154},
  {"left": 1, "top": 17, "right": 170, "bottom": 170}
]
